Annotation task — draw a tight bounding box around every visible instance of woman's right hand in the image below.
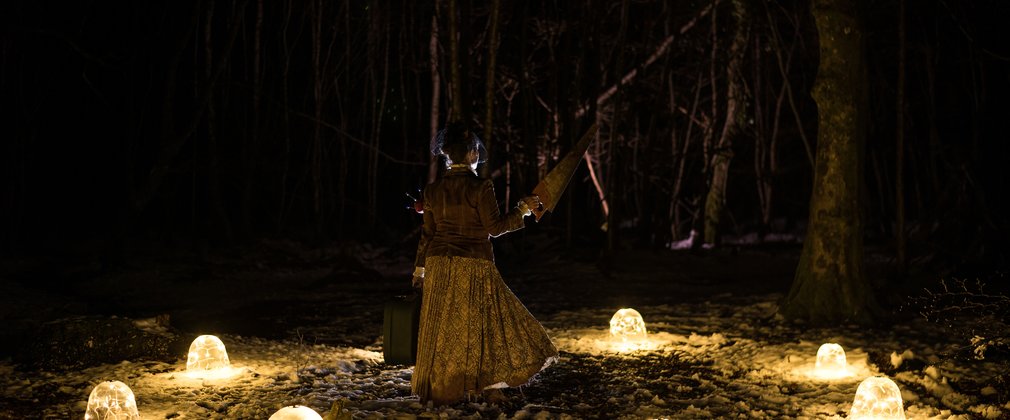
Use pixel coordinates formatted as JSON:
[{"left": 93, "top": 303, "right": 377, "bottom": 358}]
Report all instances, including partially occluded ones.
[{"left": 521, "top": 195, "right": 542, "bottom": 211}]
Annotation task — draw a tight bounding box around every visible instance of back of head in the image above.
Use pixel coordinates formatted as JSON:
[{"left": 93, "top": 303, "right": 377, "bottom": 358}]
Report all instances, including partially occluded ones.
[
  {"left": 443, "top": 122, "right": 472, "bottom": 165},
  {"left": 431, "top": 122, "right": 486, "bottom": 166}
]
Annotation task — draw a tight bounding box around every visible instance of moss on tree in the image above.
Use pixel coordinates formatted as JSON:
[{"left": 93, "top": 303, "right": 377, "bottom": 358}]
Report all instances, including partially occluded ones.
[{"left": 780, "top": 0, "right": 882, "bottom": 325}]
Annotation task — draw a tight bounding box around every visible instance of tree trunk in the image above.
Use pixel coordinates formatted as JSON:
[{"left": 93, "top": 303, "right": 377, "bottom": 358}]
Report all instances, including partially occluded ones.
[
  {"left": 606, "top": 0, "right": 631, "bottom": 252},
  {"left": 780, "top": 0, "right": 881, "bottom": 325},
  {"left": 428, "top": 12, "right": 441, "bottom": 184},
  {"left": 368, "top": 4, "right": 389, "bottom": 226},
  {"left": 669, "top": 71, "right": 703, "bottom": 241},
  {"left": 277, "top": 0, "right": 293, "bottom": 233},
  {"left": 243, "top": 0, "right": 263, "bottom": 236},
  {"left": 704, "top": 0, "right": 749, "bottom": 245},
  {"left": 446, "top": 0, "right": 468, "bottom": 123},
  {"left": 764, "top": 2, "right": 815, "bottom": 167},
  {"left": 310, "top": 0, "right": 324, "bottom": 236},
  {"left": 337, "top": 0, "right": 351, "bottom": 235},
  {"left": 134, "top": 0, "right": 232, "bottom": 213},
  {"left": 895, "top": 0, "right": 907, "bottom": 278},
  {"left": 203, "top": 0, "right": 233, "bottom": 246},
  {"left": 480, "top": 0, "right": 500, "bottom": 179}
]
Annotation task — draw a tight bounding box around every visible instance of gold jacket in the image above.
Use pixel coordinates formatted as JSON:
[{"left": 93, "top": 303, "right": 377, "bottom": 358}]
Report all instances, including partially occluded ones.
[{"left": 415, "top": 167, "right": 526, "bottom": 268}]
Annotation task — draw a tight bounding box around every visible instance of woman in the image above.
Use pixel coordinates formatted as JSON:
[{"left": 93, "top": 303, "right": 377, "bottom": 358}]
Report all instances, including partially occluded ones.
[{"left": 411, "top": 122, "right": 558, "bottom": 405}]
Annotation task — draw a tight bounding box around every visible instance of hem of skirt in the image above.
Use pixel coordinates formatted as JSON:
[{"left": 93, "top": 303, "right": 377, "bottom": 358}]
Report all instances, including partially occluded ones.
[{"left": 483, "top": 354, "right": 560, "bottom": 390}]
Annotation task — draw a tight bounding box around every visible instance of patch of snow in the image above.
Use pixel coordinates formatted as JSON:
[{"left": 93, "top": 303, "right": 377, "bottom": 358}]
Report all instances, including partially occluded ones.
[
  {"left": 667, "top": 230, "right": 697, "bottom": 250},
  {"left": 1, "top": 251, "right": 1006, "bottom": 419}
]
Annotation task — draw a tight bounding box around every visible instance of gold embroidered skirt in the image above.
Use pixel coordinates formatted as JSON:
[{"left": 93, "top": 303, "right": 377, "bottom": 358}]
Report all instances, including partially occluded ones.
[{"left": 412, "top": 255, "right": 557, "bottom": 405}]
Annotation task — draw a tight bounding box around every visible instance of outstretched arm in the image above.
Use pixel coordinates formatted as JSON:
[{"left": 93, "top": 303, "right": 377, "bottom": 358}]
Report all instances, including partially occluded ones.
[{"left": 477, "top": 180, "right": 528, "bottom": 238}]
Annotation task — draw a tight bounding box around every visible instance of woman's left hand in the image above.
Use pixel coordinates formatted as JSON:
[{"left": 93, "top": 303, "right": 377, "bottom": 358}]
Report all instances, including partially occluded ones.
[{"left": 412, "top": 267, "right": 425, "bottom": 288}]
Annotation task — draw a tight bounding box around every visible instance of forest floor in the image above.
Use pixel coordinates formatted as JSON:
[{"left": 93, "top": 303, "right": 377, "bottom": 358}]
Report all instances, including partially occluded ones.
[{"left": 0, "top": 235, "right": 1007, "bottom": 419}]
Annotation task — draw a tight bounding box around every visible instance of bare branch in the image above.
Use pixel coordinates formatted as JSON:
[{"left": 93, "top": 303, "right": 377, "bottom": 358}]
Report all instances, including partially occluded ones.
[{"left": 575, "top": 0, "right": 718, "bottom": 119}]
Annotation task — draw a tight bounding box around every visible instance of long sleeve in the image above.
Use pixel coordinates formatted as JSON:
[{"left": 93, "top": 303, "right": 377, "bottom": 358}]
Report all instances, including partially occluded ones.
[
  {"left": 415, "top": 188, "right": 436, "bottom": 268},
  {"left": 476, "top": 179, "right": 525, "bottom": 238}
]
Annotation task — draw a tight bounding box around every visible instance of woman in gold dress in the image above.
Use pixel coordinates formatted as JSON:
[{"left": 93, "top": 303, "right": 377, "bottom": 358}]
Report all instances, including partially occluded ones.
[{"left": 411, "top": 123, "right": 558, "bottom": 405}]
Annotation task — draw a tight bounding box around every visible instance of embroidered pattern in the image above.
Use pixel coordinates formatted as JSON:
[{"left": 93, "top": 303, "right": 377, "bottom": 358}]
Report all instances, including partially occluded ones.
[{"left": 412, "top": 256, "right": 558, "bottom": 404}]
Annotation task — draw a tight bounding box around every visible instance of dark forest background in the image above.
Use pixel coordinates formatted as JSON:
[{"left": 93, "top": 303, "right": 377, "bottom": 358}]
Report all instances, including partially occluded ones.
[{"left": 2, "top": 0, "right": 1007, "bottom": 278}]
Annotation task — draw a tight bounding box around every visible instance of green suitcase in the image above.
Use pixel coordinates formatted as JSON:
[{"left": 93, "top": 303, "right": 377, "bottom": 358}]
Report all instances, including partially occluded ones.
[{"left": 382, "top": 293, "right": 421, "bottom": 365}]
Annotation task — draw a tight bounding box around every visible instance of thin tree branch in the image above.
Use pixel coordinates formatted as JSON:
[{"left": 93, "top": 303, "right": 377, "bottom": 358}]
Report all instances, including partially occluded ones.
[
  {"left": 575, "top": 0, "right": 718, "bottom": 119},
  {"left": 289, "top": 109, "right": 427, "bottom": 167}
]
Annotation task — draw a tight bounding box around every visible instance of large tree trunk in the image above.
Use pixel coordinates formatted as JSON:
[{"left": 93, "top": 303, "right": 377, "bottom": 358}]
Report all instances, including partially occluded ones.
[
  {"left": 704, "top": 0, "right": 749, "bottom": 245},
  {"left": 780, "top": 0, "right": 881, "bottom": 324}
]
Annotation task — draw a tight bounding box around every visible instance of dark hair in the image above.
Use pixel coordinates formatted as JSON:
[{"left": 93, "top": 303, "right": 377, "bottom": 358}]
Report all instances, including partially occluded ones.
[
  {"left": 431, "top": 121, "right": 486, "bottom": 165},
  {"left": 442, "top": 122, "right": 475, "bottom": 164}
]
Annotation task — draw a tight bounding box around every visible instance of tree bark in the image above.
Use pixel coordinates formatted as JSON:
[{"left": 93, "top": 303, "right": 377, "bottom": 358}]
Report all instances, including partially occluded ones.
[
  {"left": 243, "top": 0, "right": 263, "bottom": 236},
  {"left": 446, "top": 0, "right": 466, "bottom": 123},
  {"left": 202, "top": 0, "right": 234, "bottom": 245},
  {"left": 428, "top": 13, "right": 441, "bottom": 184},
  {"left": 780, "top": 0, "right": 881, "bottom": 325},
  {"left": 368, "top": 4, "right": 390, "bottom": 226},
  {"left": 763, "top": 2, "right": 815, "bottom": 167},
  {"left": 669, "top": 71, "right": 703, "bottom": 241},
  {"left": 895, "top": 0, "right": 907, "bottom": 278},
  {"left": 310, "top": 0, "right": 324, "bottom": 235},
  {"left": 480, "top": 0, "right": 500, "bottom": 179},
  {"left": 134, "top": 1, "right": 230, "bottom": 213},
  {"left": 277, "top": 0, "right": 293, "bottom": 233},
  {"left": 704, "top": 0, "right": 749, "bottom": 245}
]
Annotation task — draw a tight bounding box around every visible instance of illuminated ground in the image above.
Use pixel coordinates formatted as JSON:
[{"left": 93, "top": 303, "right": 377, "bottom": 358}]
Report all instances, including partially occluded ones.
[{"left": 0, "top": 239, "right": 1006, "bottom": 419}]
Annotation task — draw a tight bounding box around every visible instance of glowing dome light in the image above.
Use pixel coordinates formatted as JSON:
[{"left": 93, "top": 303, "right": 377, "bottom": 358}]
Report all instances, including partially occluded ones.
[
  {"left": 187, "top": 335, "right": 231, "bottom": 372},
  {"left": 849, "top": 376, "right": 906, "bottom": 420},
  {"left": 814, "top": 343, "right": 850, "bottom": 379},
  {"left": 85, "top": 381, "right": 140, "bottom": 420},
  {"left": 269, "top": 405, "right": 324, "bottom": 420},
  {"left": 609, "top": 308, "right": 647, "bottom": 343}
]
